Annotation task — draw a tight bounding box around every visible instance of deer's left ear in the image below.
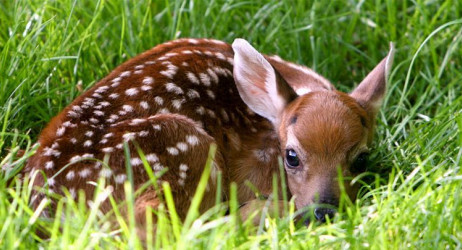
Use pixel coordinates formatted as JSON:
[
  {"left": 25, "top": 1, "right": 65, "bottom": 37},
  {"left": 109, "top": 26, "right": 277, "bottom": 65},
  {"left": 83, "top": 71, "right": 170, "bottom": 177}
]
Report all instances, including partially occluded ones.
[
  {"left": 350, "top": 43, "right": 395, "bottom": 118},
  {"left": 232, "top": 39, "right": 297, "bottom": 127}
]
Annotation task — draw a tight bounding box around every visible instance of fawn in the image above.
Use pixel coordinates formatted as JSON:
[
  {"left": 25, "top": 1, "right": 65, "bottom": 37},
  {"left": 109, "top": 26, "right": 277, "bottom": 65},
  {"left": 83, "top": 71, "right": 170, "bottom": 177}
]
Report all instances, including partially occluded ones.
[{"left": 24, "top": 38, "right": 394, "bottom": 228}]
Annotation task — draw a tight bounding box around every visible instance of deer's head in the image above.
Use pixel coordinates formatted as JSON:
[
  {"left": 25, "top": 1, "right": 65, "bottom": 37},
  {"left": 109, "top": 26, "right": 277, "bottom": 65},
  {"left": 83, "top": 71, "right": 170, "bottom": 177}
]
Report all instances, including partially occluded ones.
[{"left": 232, "top": 39, "right": 394, "bottom": 221}]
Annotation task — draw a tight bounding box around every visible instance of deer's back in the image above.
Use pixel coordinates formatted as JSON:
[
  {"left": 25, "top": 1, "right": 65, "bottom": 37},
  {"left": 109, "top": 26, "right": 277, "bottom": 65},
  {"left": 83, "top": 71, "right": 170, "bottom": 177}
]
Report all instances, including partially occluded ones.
[{"left": 24, "top": 39, "right": 274, "bottom": 207}]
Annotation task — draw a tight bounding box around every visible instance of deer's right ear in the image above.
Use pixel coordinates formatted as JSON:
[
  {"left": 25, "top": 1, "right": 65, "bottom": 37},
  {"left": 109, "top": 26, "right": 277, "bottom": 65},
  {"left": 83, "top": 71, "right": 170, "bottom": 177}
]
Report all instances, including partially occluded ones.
[
  {"left": 232, "top": 39, "right": 297, "bottom": 126},
  {"left": 350, "top": 43, "right": 395, "bottom": 118}
]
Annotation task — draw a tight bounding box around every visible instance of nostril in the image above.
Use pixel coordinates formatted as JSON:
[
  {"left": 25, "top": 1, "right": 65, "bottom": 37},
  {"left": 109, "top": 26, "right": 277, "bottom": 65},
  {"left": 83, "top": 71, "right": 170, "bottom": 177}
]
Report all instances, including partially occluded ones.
[{"left": 313, "top": 207, "right": 336, "bottom": 223}]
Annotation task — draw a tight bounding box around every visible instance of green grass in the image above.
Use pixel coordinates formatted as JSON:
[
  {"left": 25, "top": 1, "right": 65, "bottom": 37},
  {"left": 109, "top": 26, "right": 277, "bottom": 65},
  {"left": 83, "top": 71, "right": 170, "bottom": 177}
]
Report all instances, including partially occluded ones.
[{"left": 1, "top": 0, "right": 461, "bottom": 248}]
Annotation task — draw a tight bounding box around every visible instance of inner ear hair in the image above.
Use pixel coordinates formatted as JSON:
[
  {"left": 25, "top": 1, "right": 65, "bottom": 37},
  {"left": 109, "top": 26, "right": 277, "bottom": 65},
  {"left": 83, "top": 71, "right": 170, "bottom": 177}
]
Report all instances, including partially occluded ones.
[{"left": 274, "top": 68, "right": 298, "bottom": 104}]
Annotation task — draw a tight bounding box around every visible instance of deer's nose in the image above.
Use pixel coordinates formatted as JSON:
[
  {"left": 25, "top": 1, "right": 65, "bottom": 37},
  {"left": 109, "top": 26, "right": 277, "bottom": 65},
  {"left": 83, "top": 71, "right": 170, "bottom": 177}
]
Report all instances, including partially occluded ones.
[{"left": 313, "top": 207, "right": 336, "bottom": 222}]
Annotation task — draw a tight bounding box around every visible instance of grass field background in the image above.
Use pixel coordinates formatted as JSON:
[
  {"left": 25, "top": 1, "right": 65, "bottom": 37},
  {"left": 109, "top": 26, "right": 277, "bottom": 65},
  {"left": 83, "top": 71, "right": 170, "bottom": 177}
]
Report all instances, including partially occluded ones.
[{"left": 0, "top": 0, "right": 461, "bottom": 248}]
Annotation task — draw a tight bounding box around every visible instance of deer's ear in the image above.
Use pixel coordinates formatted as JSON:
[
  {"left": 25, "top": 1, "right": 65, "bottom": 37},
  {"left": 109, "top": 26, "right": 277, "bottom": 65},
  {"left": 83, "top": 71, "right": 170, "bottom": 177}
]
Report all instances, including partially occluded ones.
[
  {"left": 350, "top": 43, "right": 395, "bottom": 118},
  {"left": 232, "top": 39, "right": 297, "bottom": 127}
]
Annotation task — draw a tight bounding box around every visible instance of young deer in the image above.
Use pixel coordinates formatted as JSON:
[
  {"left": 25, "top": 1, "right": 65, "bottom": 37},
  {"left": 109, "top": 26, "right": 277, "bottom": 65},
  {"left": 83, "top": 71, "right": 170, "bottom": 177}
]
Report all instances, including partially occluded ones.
[{"left": 24, "top": 38, "right": 394, "bottom": 228}]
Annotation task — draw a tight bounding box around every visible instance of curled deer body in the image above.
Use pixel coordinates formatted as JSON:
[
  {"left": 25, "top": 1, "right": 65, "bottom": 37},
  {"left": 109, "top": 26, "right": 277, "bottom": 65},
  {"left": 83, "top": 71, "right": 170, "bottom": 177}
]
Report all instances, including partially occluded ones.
[{"left": 24, "top": 38, "right": 394, "bottom": 229}]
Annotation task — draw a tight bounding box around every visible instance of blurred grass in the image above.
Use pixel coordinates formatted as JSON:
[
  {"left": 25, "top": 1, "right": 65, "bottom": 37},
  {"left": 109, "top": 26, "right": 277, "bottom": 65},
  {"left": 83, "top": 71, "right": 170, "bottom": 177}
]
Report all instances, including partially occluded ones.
[{"left": 0, "top": 0, "right": 461, "bottom": 248}]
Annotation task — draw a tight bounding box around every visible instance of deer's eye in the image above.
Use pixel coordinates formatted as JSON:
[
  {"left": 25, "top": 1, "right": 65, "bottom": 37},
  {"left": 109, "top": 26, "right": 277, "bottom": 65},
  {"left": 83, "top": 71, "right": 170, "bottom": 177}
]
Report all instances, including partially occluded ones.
[
  {"left": 285, "top": 149, "right": 300, "bottom": 168},
  {"left": 351, "top": 152, "right": 369, "bottom": 173}
]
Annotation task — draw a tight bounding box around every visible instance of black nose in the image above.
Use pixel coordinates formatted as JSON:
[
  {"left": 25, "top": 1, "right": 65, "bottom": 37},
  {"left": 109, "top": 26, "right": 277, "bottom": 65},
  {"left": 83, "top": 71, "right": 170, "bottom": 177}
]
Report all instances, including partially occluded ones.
[{"left": 313, "top": 207, "right": 336, "bottom": 223}]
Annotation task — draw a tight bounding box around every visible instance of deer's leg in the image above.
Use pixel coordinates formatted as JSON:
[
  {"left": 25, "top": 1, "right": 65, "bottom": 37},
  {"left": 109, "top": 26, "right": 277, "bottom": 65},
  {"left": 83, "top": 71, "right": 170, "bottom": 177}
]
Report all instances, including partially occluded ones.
[{"left": 104, "top": 114, "right": 223, "bottom": 233}]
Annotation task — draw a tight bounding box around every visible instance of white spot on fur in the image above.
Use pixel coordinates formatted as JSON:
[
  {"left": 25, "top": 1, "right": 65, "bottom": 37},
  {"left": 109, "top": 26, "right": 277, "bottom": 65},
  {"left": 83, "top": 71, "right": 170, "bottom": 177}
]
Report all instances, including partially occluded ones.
[
  {"left": 207, "top": 68, "right": 219, "bottom": 83},
  {"left": 176, "top": 142, "right": 188, "bottom": 152},
  {"left": 179, "top": 172, "right": 187, "bottom": 179},
  {"left": 69, "top": 155, "right": 81, "bottom": 163},
  {"left": 89, "top": 118, "right": 99, "bottom": 124},
  {"left": 186, "top": 135, "right": 199, "bottom": 146},
  {"left": 206, "top": 90, "right": 216, "bottom": 99},
  {"left": 62, "top": 121, "right": 77, "bottom": 128},
  {"left": 165, "top": 82, "right": 184, "bottom": 95},
  {"left": 120, "top": 71, "right": 131, "bottom": 78},
  {"left": 66, "top": 171, "right": 75, "bottom": 180},
  {"left": 109, "top": 93, "right": 119, "bottom": 99},
  {"left": 141, "top": 85, "right": 152, "bottom": 91},
  {"left": 122, "top": 105, "right": 134, "bottom": 112},
  {"left": 142, "top": 76, "right": 154, "bottom": 85},
  {"left": 158, "top": 108, "right": 170, "bottom": 114},
  {"left": 115, "top": 174, "right": 127, "bottom": 184},
  {"left": 187, "top": 39, "right": 199, "bottom": 44},
  {"left": 82, "top": 153, "right": 94, "bottom": 158},
  {"left": 214, "top": 52, "right": 226, "bottom": 60},
  {"left": 196, "top": 106, "right": 205, "bottom": 115},
  {"left": 111, "top": 82, "right": 121, "bottom": 88},
  {"left": 129, "top": 118, "right": 146, "bottom": 126},
  {"left": 47, "top": 177, "right": 55, "bottom": 186},
  {"left": 138, "top": 130, "right": 149, "bottom": 137},
  {"left": 165, "top": 52, "right": 178, "bottom": 58},
  {"left": 123, "top": 132, "right": 136, "bottom": 141},
  {"left": 187, "top": 89, "right": 200, "bottom": 99},
  {"left": 160, "top": 64, "right": 178, "bottom": 79},
  {"left": 153, "top": 163, "right": 164, "bottom": 173},
  {"left": 45, "top": 161, "right": 54, "bottom": 169},
  {"left": 134, "top": 70, "right": 143, "bottom": 74},
  {"left": 153, "top": 124, "right": 161, "bottom": 130},
  {"left": 93, "top": 110, "right": 104, "bottom": 116},
  {"left": 67, "top": 111, "right": 80, "bottom": 118},
  {"left": 172, "top": 99, "right": 185, "bottom": 110},
  {"left": 102, "top": 147, "right": 114, "bottom": 153},
  {"left": 92, "top": 93, "right": 103, "bottom": 99},
  {"left": 100, "top": 101, "right": 111, "bottom": 107},
  {"left": 130, "top": 158, "right": 143, "bottom": 166},
  {"left": 140, "top": 101, "right": 150, "bottom": 109},
  {"left": 70, "top": 138, "right": 77, "bottom": 144},
  {"left": 109, "top": 114, "right": 119, "bottom": 121},
  {"left": 146, "top": 153, "right": 158, "bottom": 162},
  {"left": 206, "top": 109, "right": 216, "bottom": 118},
  {"left": 95, "top": 86, "right": 109, "bottom": 94},
  {"left": 154, "top": 96, "right": 164, "bottom": 105},
  {"left": 179, "top": 163, "right": 189, "bottom": 172},
  {"left": 199, "top": 73, "right": 211, "bottom": 86},
  {"left": 208, "top": 39, "right": 227, "bottom": 45},
  {"left": 72, "top": 105, "right": 83, "bottom": 112},
  {"left": 99, "top": 168, "right": 112, "bottom": 178},
  {"left": 125, "top": 88, "right": 139, "bottom": 96},
  {"left": 84, "top": 140, "right": 93, "bottom": 147},
  {"left": 56, "top": 127, "right": 66, "bottom": 136},
  {"left": 186, "top": 72, "right": 200, "bottom": 85},
  {"left": 167, "top": 147, "right": 179, "bottom": 155},
  {"left": 79, "top": 168, "right": 91, "bottom": 178}
]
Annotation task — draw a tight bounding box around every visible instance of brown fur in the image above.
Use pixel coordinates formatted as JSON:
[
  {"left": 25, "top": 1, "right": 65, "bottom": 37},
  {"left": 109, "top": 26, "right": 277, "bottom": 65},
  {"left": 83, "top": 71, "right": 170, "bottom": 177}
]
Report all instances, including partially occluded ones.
[{"left": 23, "top": 38, "right": 392, "bottom": 232}]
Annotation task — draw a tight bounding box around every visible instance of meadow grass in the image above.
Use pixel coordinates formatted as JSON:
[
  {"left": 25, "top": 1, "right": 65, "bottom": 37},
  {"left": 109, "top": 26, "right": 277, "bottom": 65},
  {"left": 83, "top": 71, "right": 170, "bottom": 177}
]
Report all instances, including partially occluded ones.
[{"left": 0, "top": 0, "right": 461, "bottom": 249}]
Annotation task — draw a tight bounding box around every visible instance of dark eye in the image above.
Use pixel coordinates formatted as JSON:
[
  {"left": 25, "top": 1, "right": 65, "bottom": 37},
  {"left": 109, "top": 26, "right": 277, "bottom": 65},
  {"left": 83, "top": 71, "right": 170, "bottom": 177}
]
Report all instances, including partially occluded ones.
[
  {"left": 285, "top": 149, "right": 300, "bottom": 168},
  {"left": 351, "top": 152, "right": 369, "bottom": 173}
]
